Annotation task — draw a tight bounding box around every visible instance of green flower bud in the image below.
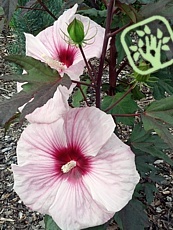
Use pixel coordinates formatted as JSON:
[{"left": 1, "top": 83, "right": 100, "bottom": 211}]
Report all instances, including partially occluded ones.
[{"left": 67, "top": 18, "right": 85, "bottom": 45}]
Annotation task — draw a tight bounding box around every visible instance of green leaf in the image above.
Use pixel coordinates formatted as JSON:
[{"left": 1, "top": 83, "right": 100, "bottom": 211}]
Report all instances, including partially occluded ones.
[
  {"left": 114, "top": 199, "right": 149, "bottom": 230},
  {"left": 116, "top": 31, "right": 132, "bottom": 65},
  {"left": 148, "top": 69, "right": 173, "bottom": 99},
  {"left": 4, "top": 55, "right": 59, "bottom": 84},
  {"left": 129, "top": 123, "right": 173, "bottom": 166},
  {"left": 44, "top": 215, "right": 106, "bottom": 230},
  {"left": 161, "top": 44, "right": 170, "bottom": 51},
  {"left": 72, "top": 79, "right": 90, "bottom": 107},
  {"left": 149, "top": 78, "right": 173, "bottom": 100},
  {"left": 144, "top": 25, "right": 151, "bottom": 35},
  {"left": 131, "top": 85, "right": 145, "bottom": 100},
  {"left": 141, "top": 95, "right": 173, "bottom": 150},
  {"left": 117, "top": 3, "right": 137, "bottom": 23},
  {"left": 101, "top": 93, "right": 138, "bottom": 125},
  {"left": 0, "top": 55, "right": 71, "bottom": 126},
  {"left": 44, "top": 215, "right": 61, "bottom": 230},
  {"left": 119, "top": 0, "right": 136, "bottom": 4},
  {"left": 84, "top": 224, "right": 106, "bottom": 230},
  {"left": 138, "top": 0, "right": 155, "bottom": 3},
  {"left": 0, "top": 7, "right": 5, "bottom": 33},
  {"left": 1, "top": 0, "right": 18, "bottom": 22},
  {"left": 144, "top": 183, "right": 157, "bottom": 204},
  {"left": 57, "top": 0, "right": 84, "bottom": 18},
  {"left": 78, "top": 8, "right": 107, "bottom": 26},
  {"left": 0, "top": 91, "right": 31, "bottom": 125},
  {"left": 140, "top": 0, "right": 173, "bottom": 18}
]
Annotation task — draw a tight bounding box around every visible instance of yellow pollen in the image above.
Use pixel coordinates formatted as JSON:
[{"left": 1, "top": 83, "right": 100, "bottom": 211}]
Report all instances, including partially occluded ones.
[{"left": 61, "top": 160, "right": 76, "bottom": 173}]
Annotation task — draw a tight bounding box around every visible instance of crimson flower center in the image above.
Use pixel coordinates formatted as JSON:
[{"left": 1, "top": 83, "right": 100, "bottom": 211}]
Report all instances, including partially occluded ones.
[
  {"left": 57, "top": 45, "right": 77, "bottom": 67},
  {"left": 54, "top": 145, "right": 92, "bottom": 178}
]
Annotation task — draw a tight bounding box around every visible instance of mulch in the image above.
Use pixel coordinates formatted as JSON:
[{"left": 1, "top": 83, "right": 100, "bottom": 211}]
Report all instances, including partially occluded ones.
[{"left": 0, "top": 29, "right": 173, "bottom": 230}]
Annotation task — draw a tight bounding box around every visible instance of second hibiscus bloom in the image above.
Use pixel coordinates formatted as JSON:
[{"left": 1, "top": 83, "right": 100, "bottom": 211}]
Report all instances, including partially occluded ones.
[{"left": 18, "top": 4, "right": 105, "bottom": 123}]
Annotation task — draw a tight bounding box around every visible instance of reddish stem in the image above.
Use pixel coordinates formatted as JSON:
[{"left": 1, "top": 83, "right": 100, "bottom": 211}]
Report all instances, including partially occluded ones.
[
  {"left": 112, "top": 113, "right": 141, "bottom": 117},
  {"left": 79, "top": 45, "right": 95, "bottom": 83},
  {"left": 116, "top": 59, "right": 128, "bottom": 76},
  {"left": 108, "top": 22, "right": 132, "bottom": 38},
  {"left": 37, "top": 0, "right": 57, "bottom": 20},
  {"left": 96, "top": 0, "right": 115, "bottom": 108},
  {"left": 77, "top": 83, "right": 90, "bottom": 107},
  {"left": 72, "top": 80, "right": 96, "bottom": 88},
  {"left": 109, "top": 36, "right": 117, "bottom": 95}
]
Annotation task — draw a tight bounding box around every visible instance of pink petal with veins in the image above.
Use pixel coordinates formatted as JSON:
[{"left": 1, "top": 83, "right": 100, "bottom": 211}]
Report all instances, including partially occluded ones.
[{"left": 13, "top": 107, "right": 140, "bottom": 230}]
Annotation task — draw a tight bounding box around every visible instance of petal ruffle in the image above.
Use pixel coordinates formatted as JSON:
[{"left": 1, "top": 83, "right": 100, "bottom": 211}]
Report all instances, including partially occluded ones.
[
  {"left": 25, "top": 86, "right": 70, "bottom": 123},
  {"left": 63, "top": 107, "right": 115, "bottom": 156},
  {"left": 83, "top": 134, "right": 140, "bottom": 212}
]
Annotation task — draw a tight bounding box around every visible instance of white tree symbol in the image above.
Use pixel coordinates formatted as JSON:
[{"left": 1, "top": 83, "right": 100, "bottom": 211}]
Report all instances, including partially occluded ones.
[{"left": 129, "top": 25, "right": 171, "bottom": 68}]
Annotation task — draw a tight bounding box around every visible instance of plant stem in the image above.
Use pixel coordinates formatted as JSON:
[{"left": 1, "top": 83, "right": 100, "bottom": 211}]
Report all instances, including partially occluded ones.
[
  {"left": 112, "top": 113, "right": 141, "bottom": 117},
  {"left": 116, "top": 59, "right": 128, "bottom": 76},
  {"left": 77, "top": 84, "right": 90, "bottom": 107},
  {"left": 109, "top": 36, "right": 117, "bottom": 95},
  {"left": 104, "top": 84, "right": 135, "bottom": 112},
  {"left": 108, "top": 22, "right": 132, "bottom": 38},
  {"left": 79, "top": 45, "right": 95, "bottom": 83},
  {"left": 17, "top": 6, "right": 45, "bottom": 11},
  {"left": 37, "top": 0, "right": 57, "bottom": 20},
  {"left": 96, "top": 0, "right": 115, "bottom": 108},
  {"left": 72, "top": 80, "right": 96, "bottom": 88}
]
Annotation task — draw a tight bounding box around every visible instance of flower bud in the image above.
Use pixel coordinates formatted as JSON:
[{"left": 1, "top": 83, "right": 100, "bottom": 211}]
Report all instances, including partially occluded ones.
[{"left": 67, "top": 18, "right": 85, "bottom": 45}]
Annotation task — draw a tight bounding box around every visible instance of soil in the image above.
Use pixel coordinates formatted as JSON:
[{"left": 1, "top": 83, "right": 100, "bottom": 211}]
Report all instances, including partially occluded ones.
[{"left": 0, "top": 29, "right": 173, "bottom": 230}]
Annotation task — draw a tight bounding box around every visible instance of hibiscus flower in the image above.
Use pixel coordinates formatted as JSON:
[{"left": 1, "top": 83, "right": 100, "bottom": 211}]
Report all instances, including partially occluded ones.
[
  {"left": 12, "top": 107, "right": 140, "bottom": 230},
  {"left": 18, "top": 4, "right": 105, "bottom": 123}
]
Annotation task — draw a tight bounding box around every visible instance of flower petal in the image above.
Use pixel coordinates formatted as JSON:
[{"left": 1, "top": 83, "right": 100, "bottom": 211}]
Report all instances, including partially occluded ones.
[
  {"left": 13, "top": 115, "right": 114, "bottom": 229},
  {"left": 16, "top": 118, "right": 67, "bottom": 165},
  {"left": 64, "top": 107, "right": 115, "bottom": 156},
  {"left": 83, "top": 134, "right": 140, "bottom": 212},
  {"left": 36, "top": 25, "right": 57, "bottom": 58},
  {"left": 13, "top": 163, "right": 113, "bottom": 230},
  {"left": 48, "top": 180, "right": 114, "bottom": 230},
  {"left": 25, "top": 86, "right": 70, "bottom": 123},
  {"left": 12, "top": 118, "right": 68, "bottom": 212},
  {"left": 64, "top": 60, "right": 85, "bottom": 80},
  {"left": 12, "top": 164, "right": 64, "bottom": 214},
  {"left": 51, "top": 4, "right": 78, "bottom": 52},
  {"left": 25, "top": 33, "right": 51, "bottom": 61}
]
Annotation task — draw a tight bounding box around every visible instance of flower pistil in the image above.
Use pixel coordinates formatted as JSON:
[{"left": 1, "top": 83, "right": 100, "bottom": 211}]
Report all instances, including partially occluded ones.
[{"left": 61, "top": 160, "right": 77, "bottom": 173}]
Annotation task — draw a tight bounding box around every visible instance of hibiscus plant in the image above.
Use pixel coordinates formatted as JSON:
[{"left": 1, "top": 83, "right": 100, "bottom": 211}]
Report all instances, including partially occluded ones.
[{"left": 1, "top": 0, "right": 173, "bottom": 230}]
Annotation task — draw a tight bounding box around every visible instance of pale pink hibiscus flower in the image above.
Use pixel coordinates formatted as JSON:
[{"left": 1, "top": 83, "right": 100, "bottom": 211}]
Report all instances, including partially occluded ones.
[
  {"left": 12, "top": 107, "right": 140, "bottom": 230},
  {"left": 18, "top": 4, "right": 105, "bottom": 123}
]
